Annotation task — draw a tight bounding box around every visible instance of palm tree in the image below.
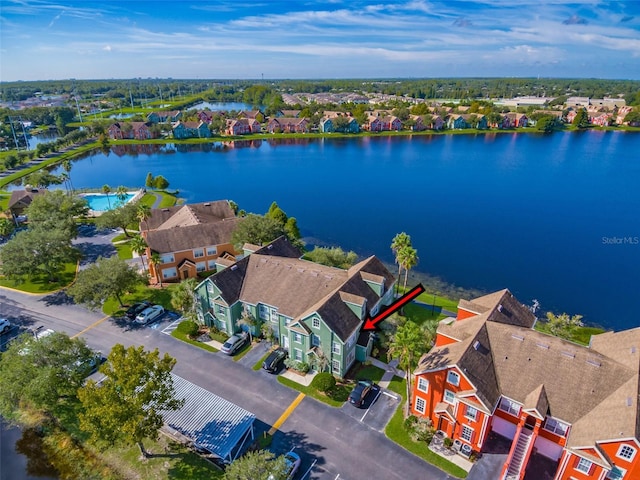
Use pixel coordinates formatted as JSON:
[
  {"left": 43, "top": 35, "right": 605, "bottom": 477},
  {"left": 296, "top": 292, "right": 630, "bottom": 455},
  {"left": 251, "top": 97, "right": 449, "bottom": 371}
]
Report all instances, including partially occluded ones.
[
  {"left": 397, "top": 246, "right": 419, "bottom": 293},
  {"left": 170, "top": 278, "right": 198, "bottom": 320},
  {"left": 62, "top": 160, "right": 74, "bottom": 193},
  {"left": 236, "top": 310, "right": 257, "bottom": 343},
  {"left": 388, "top": 321, "right": 428, "bottom": 415},
  {"left": 115, "top": 185, "right": 128, "bottom": 207},
  {"left": 391, "top": 232, "right": 411, "bottom": 295},
  {"left": 101, "top": 184, "right": 112, "bottom": 209},
  {"left": 149, "top": 252, "right": 162, "bottom": 287},
  {"left": 130, "top": 235, "right": 148, "bottom": 274},
  {"left": 136, "top": 203, "right": 152, "bottom": 232}
]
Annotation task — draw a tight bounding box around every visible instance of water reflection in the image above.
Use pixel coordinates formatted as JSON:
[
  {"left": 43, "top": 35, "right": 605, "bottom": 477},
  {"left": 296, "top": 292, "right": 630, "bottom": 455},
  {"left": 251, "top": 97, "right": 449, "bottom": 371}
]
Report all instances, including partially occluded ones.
[{"left": 15, "top": 428, "right": 60, "bottom": 478}]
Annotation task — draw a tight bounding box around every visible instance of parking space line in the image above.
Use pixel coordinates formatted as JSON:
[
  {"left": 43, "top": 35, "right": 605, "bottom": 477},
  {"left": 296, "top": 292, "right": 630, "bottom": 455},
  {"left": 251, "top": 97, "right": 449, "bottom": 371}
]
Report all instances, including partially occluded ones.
[
  {"left": 268, "top": 392, "right": 305, "bottom": 435},
  {"left": 161, "top": 319, "right": 181, "bottom": 335},
  {"left": 72, "top": 315, "right": 110, "bottom": 339},
  {"left": 360, "top": 388, "right": 382, "bottom": 422},
  {"left": 382, "top": 390, "right": 400, "bottom": 400}
]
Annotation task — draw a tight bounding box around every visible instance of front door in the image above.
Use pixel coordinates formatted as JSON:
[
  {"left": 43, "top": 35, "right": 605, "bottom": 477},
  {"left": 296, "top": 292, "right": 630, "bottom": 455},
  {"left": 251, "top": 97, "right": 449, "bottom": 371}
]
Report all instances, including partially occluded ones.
[{"left": 282, "top": 335, "right": 289, "bottom": 350}]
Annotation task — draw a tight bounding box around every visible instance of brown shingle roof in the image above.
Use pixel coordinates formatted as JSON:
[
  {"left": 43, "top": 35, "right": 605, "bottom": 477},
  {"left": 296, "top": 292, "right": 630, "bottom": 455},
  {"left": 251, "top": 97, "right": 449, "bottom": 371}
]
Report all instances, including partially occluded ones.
[
  {"left": 8, "top": 189, "right": 44, "bottom": 211},
  {"left": 145, "top": 218, "right": 241, "bottom": 254},
  {"left": 143, "top": 201, "right": 235, "bottom": 231}
]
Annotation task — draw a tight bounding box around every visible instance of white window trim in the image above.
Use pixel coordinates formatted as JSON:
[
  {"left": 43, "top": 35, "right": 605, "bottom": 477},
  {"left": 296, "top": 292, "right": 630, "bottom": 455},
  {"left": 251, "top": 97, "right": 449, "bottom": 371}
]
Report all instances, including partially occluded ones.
[
  {"left": 443, "top": 389, "right": 455, "bottom": 405},
  {"left": 294, "top": 348, "right": 302, "bottom": 361},
  {"left": 294, "top": 333, "right": 302, "bottom": 344},
  {"left": 447, "top": 370, "right": 460, "bottom": 386},
  {"left": 332, "top": 342, "right": 341, "bottom": 355},
  {"left": 461, "top": 425, "right": 474, "bottom": 443},
  {"left": 162, "top": 267, "right": 178, "bottom": 279},
  {"left": 616, "top": 444, "right": 636, "bottom": 462},
  {"left": 465, "top": 405, "right": 478, "bottom": 422},
  {"left": 332, "top": 359, "right": 341, "bottom": 373},
  {"left": 415, "top": 396, "right": 426, "bottom": 414},
  {"left": 499, "top": 398, "right": 520, "bottom": 416},
  {"left": 196, "top": 261, "right": 206, "bottom": 272},
  {"left": 607, "top": 465, "right": 627, "bottom": 480},
  {"left": 312, "top": 334, "right": 320, "bottom": 346},
  {"left": 543, "top": 417, "right": 569, "bottom": 436},
  {"left": 312, "top": 318, "right": 320, "bottom": 329},
  {"left": 575, "top": 457, "right": 592, "bottom": 474},
  {"left": 193, "top": 248, "right": 204, "bottom": 258},
  {"left": 417, "top": 377, "right": 429, "bottom": 393},
  {"left": 160, "top": 253, "right": 175, "bottom": 264},
  {"left": 206, "top": 246, "right": 217, "bottom": 256}
]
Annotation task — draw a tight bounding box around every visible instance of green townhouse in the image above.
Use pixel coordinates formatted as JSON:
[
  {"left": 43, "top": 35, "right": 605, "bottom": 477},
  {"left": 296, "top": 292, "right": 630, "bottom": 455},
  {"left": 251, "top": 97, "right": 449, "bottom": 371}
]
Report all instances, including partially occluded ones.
[{"left": 194, "top": 237, "right": 396, "bottom": 378}]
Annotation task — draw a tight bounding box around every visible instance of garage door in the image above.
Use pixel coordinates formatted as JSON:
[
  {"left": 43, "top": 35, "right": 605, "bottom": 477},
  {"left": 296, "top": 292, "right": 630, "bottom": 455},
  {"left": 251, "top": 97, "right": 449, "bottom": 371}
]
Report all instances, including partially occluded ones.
[
  {"left": 491, "top": 416, "right": 517, "bottom": 440},
  {"left": 534, "top": 436, "right": 563, "bottom": 460}
]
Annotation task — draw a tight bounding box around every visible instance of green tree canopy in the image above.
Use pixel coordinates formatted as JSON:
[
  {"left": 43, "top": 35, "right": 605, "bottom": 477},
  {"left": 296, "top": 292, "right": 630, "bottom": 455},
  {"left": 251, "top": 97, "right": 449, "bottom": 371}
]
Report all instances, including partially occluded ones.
[
  {"left": 545, "top": 312, "right": 584, "bottom": 340},
  {"left": 67, "top": 255, "right": 143, "bottom": 309},
  {"left": 223, "top": 450, "right": 287, "bottom": 480},
  {"left": 231, "top": 214, "right": 286, "bottom": 248},
  {"left": 170, "top": 278, "right": 198, "bottom": 319},
  {"left": 95, "top": 202, "right": 138, "bottom": 237},
  {"left": 0, "top": 331, "right": 96, "bottom": 421},
  {"left": 153, "top": 175, "right": 169, "bottom": 190},
  {"left": 304, "top": 246, "right": 358, "bottom": 269},
  {"left": 0, "top": 218, "right": 15, "bottom": 238},
  {"left": 388, "top": 321, "right": 429, "bottom": 413},
  {"left": 145, "top": 172, "right": 154, "bottom": 188},
  {"left": 0, "top": 227, "right": 78, "bottom": 282},
  {"left": 573, "top": 108, "right": 590, "bottom": 128},
  {"left": 25, "top": 189, "right": 88, "bottom": 239},
  {"left": 78, "top": 344, "right": 183, "bottom": 457}
]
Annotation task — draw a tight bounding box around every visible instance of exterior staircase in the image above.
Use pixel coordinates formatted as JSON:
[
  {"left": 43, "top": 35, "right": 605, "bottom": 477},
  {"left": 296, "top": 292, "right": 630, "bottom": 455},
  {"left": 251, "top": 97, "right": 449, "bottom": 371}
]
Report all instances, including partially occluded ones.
[{"left": 505, "top": 428, "right": 534, "bottom": 479}]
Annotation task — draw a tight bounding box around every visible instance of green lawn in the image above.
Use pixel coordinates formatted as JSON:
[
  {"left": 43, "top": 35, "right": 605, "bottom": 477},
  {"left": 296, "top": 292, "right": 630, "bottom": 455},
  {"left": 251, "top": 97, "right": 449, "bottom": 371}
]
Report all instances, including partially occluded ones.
[
  {"left": 171, "top": 329, "right": 218, "bottom": 353},
  {"left": 114, "top": 240, "right": 133, "bottom": 260},
  {"left": 253, "top": 351, "right": 272, "bottom": 371},
  {"left": 232, "top": 341, "right": 255, "bottom": 361},
  {"left": 403, "top": 303, "right": 449, "bottom": 326},
  {"left": 534, "top": 322, "right": 605, "bottom": 346},
  {"left": 0, "top": 261, "right": 77, "bottom": 293},
  {"left": 277, "top": 376, "right": 351, "bottom": 407},
  {"left": 385, "top": 377, "right": 468, "bottom": 478},
  {"left": 398, "top": 286, "right": 459, "bottom": 313},
  {"left": 102, "top": 283, "right": 179, "bottom": 316},
  {"left": 351, "top": 363, "right": 386, "bottom": 383}
]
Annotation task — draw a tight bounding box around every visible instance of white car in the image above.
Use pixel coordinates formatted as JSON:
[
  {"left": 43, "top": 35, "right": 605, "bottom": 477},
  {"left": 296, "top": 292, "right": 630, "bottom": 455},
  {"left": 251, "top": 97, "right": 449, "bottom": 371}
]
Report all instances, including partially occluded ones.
[
  {"left": 134, "top": 305, "right": 165, "bottom": 325},
  {"left": 0, "top": 318, "right": 11, "bottom": 335}
]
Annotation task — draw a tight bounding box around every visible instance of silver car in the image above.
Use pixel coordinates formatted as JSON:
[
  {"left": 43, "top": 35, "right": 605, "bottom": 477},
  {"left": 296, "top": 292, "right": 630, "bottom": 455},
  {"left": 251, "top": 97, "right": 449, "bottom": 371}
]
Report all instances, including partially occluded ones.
[
  {"left": 134, "top": 305, "right": 165, "bottom": 325},
  {"left": 220, "top": 332, "right": 248, "bottom": 355}
]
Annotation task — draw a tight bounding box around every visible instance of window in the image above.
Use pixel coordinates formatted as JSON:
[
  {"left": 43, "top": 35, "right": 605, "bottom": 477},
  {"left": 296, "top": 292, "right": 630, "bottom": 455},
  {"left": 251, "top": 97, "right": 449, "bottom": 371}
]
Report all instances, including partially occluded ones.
[
  {"left": 196, "top": 262, "right": 206, "bottom": 272},
  {"left": 465, "top": 405, "right": 478, "bottom": 421},
  {"left": 461, "top": 425, "right": 473, "bottom": 442},
  {"left": 294, "top": 333, "right": 302, "bottom": 344},
  {"left": 499, "top": 398, "right": 520, "bottom": 416},
  {"left": 415, "top": 397, "right": 426, "bottom": 414},
  {"left": 259, "top": 305, "right": 269, "bottom": 320},
  {"left": 417, "top": 377, "right": 429, "bottom": 393},
  {"left": 160, "top": 253, "right": 174, "bottom": 264},
  {"left": 607, "top": 466, "right": 627, "bottom": 480},
  {"left": 617, "top": 445, "right": 636, "bottom": 461},
  {"left": 193, "top": 248, "right": 204, "bottom": 258},
  {"left": 347, "top": 332, "right": 356, "bottom": 348},
  {"left": 206, "top": 246, "right": 217, "bottom": 256},
  {"left": 207, "top": 259, "right": 217, "bottom": 269},
  {"left": 294, "top": 348, "right": 302, "bottom": 361},
  {"left": 346, "top": 349, "right": 355, "bottom": 368},
  {"left": 162, "top": 267, "right": 177, "bottom": 279},
  {"left": 576, "top": 457, "right": 592, "bottom": 474},
  {"left": 332, "top": 360, "right": 341, "bottom": 374},
  {"left": 447, "top": 370, "right": 460, "bottom": 386},
  {"left": 444, "top": 389, "right": 455, "bottom": 404},
  {"left": 544, "top": 417, "right": 568, "bottom": 437},
  {"left": 312, "top": 318, "right": 320, "bottom": 329},
  {"left": 215, "top": 304, "right": 226, "bottom": 317},
  {"left": 312, "top": 334, "right": 320, "bottom": 347},
  {"left": 332, "top": 342, "right": 341, "bottom": 355}
]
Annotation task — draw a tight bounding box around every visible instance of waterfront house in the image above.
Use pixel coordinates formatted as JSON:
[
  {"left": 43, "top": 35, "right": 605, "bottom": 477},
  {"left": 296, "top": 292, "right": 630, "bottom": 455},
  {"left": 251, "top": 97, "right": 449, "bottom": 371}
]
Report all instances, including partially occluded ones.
[
  {"left": 363, "top": 115, "right": 383, "bottom": 132},
  {"left": 140, "top": 201, "right": 240, "bottom": 284},
  {"left": 108, "top": 122, "right": 154, "bottom": 140},
  {"left": 172, "top": 121, "right": 211, "bottom": 139},
  {"left": 319, "top": 112, "right": 359, "bottom": 133},
  {"left": 267, "top": 117, "right": 310, "bottom": 134},
  {"left": 194, "top": 236, "right": 396, "bottom": 378},
  {"left": 411, "top": 289, "right": 640, "bottom": 480},
  {"left": 226, "top": 118, "right": 261, "bottom": 136},
  {"left": 589, "top": 113, "right": 613, "bottom": 127},
  {"left": 505, "top": 113, "right": 529, "bottom": 128},
  {"left": 8, "top": 188, "right": 43, "bottom": 218},
  {"left": 197, "top": 110, "right": 214, "bottom": 123},
  {"left": 237, "top": 110, "right": 265, "bottom": 122},
  {"left": 277, "top": 110, "right": 301, "bottom": 118},
  {"left": 447, "top": 114, "right": 470, "bottom": 129},
  {"left": 409, "top": 114, "right": 444, "bottom": 131},
  {"left": 147, "top": 110, "right": 182, "bottom": 124}
]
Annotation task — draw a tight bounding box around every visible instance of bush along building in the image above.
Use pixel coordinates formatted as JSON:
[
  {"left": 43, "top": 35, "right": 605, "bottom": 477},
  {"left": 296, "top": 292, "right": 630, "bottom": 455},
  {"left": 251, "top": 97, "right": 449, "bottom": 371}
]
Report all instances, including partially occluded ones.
[
  {"left": 411, "top": 289, "right": 640, "bottom": 480},
  {"left": 194, "top": 236, "right": 396, "bottom": 378}
]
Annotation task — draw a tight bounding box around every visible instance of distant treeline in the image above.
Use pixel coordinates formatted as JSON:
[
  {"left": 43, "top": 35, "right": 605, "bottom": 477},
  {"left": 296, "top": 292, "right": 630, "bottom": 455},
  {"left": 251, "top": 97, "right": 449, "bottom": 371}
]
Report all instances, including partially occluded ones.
[{"left": 2, "top": 78, "right": 639, "bottom": 105}]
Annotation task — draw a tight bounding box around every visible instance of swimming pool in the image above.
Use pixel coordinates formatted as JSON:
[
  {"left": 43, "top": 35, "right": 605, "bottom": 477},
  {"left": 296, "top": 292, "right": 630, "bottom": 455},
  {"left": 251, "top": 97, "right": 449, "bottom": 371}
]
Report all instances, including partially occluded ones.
[{"left": 83, "top": 193, "right": 135, "bottom": 211}]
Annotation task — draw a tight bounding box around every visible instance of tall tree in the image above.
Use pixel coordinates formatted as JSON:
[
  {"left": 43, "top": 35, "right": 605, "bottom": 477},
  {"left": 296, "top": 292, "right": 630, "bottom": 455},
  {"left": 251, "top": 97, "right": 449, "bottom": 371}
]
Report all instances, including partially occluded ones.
[
  {"left": 236, "top": 310, "right": 257, "bottom": 343},
  {"left": 78, "top": 344, "right": 184, "bottom": 457},
  {"left": 136, "top": 203, "right": 152, "bottom": 232},
  {"left": 231, "top": 214, "right": 285, "bottom": 248},
  {"left": 223, "top": 450, "right": 287, "bottom": 480},
  {"left": 390, "top": 233, "right": 411, "bottom": 294},
  {"left": 545, "top": 312, "right": 584, "bottom": 340},
  {"left": 0, "top": 218, "right": 15, "bottom": 238},
  {"left": 573, "top": 108, "right": 590, "bottom": 128},
  {"left": 388, "top": 321, "right": 428, "bottom": 414},
  {"left": 95, "top": 202, "right": 138, "bottom": 238},
  {"left": 153, "top": 175, "right": 169, "bottom": 190},
  {"left": 67, "top": 255, "right": 143, "bottom": 309},
  {"left": 25, "top": 190, "right": 88, "bottom": 240},
  {"left": 149, "top": 252, "right": 163, "bottom": 287},
  {"left": 62, "top": 160, "right": 74, "bottom": 193},
  {"left": 145, "top": 172, "right": 154, "bottom": 189},
  {"left": 397, "top": 246, "right": 419, "bottom": 293},
  {"left": 130, "top": 235, "right": 148, "bottom": 273},
  {"left": 101, "top": 184, "right": 112, "bottom": 209},
  {"left": 114, "top": 185, "right": 128, "bottom": 206},
  {"left": 170, "top": 278, "right": 198, "bottom": 320}
]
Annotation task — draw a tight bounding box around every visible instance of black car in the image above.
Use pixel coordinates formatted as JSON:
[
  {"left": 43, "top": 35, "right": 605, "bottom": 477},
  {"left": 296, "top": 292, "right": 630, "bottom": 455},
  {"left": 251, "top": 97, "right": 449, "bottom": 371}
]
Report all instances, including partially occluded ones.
[
  {"left": 349, "top": 379, "right": 374, "bottom": 407},
  {"left": 262, "top": 348, "right": 288, "bottom": 373},
  {"left": 125, "top": 301, "right": 151, "bottom": 319}
]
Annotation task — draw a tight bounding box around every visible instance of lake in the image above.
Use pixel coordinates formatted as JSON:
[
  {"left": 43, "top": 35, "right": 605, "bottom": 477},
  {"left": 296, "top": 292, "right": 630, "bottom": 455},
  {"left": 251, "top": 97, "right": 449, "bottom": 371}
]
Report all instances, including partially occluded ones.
[{"left": 52, "top": 131, "right": 640, "bottom": 331}]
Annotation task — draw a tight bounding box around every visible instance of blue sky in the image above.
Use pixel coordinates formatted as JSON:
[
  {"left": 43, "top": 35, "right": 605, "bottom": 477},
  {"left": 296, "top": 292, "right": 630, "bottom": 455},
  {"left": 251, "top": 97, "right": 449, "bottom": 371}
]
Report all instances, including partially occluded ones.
[{"left": 2, "top": 0, "right": 639, "bottom": 81}]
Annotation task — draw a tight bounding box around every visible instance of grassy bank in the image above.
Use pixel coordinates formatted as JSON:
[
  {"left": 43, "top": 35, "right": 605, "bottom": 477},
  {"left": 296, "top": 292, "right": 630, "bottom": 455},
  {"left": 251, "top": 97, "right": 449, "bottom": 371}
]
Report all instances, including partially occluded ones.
[{"left": 0, "top": 261, "right": 77, "bottom": 293}]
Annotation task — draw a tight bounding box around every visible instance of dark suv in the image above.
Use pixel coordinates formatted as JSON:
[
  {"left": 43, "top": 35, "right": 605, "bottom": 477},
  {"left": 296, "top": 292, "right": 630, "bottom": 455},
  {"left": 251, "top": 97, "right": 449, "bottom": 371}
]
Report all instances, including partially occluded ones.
[
  {"left": 125, "top": 301, "right": 151, "bottom": 319},
  {"left": 262, "top": 348, "right": 288, "bottom": 373}
]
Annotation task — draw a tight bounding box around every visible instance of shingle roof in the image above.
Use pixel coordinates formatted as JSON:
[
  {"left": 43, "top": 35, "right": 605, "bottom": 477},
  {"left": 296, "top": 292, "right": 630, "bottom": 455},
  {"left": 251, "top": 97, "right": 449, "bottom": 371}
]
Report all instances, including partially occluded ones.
[{"left": 8, "top": 189, "right": 43, "bottom": 210}]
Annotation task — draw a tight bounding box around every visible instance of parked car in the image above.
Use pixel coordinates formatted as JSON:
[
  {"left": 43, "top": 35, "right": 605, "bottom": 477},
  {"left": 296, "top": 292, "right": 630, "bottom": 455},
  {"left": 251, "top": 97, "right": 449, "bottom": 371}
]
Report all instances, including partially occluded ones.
[
  {"left": 348, "top": 379, "right": 374, "bottom": 407},
  {"left": 0, "top": 318, "right": 11, "bottom": 335},
  {"left": 74, "top": 350, "right": 106, "bottom": 376},
  {"left": 220, "top": 332, "right": 248, "bottom": 355},
  {"left": 134, "top": 305, "right": 165, "bottom": 325},
  {"left": 262, "top": 348, "right": 288, "bottom": 373},
  {"left": 268, "top": 450, "right": 301, "bottom": 480},
  {"left": 126, "top": 301, "right": 152, "bottom": 319}
]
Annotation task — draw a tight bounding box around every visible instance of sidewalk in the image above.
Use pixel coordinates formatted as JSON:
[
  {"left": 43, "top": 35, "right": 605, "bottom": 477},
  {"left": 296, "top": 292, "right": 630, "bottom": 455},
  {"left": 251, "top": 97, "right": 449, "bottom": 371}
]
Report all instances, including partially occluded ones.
[{"left": 368, "top": 356, "right": 404, "bottom": 389}]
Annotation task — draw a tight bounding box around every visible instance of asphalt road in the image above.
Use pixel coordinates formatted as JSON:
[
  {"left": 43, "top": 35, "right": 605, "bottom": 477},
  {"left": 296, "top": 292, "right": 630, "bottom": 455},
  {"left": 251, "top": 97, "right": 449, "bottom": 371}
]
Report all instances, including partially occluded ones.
[{"left": 0, "top": 230, "right": 456, "bottom": 480}]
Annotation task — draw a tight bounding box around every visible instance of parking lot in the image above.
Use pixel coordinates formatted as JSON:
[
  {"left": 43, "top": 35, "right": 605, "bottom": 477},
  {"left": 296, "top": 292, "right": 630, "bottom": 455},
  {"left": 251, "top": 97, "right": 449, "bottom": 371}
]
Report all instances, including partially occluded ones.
[{"left": 340, "top": 383, "right": 401, "bottom": 432}]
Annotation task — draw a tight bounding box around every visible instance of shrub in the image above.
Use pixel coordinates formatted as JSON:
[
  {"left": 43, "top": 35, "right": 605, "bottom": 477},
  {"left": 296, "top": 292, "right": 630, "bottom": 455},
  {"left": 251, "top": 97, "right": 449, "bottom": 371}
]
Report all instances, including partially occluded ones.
[
  {"left": 284, "top": 359, "right": 310, "bottom": 373},
  {"left": 444, "top": 437, "right": 453, "bottom": 448},
  {"left": 176, "top": 320, "right": 199, "bottom": 338},
  {"left": 311, "top": 372, "right": 336, "bottom": 393}
]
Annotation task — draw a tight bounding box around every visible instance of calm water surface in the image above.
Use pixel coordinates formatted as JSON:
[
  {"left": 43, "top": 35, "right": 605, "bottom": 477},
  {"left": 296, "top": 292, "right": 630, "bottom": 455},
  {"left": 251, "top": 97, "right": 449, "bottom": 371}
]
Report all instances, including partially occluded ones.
[{"left": 53, "top": 131, "right": 640, "bottom": 330}]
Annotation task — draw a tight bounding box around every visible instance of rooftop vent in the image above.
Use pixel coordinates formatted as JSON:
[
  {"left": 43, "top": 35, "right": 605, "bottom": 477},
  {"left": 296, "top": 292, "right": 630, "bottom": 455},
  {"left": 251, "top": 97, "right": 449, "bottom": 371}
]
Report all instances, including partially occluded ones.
[
  {"left": 498, "top": 304, "right": 503, "bottom": 312},
  {"left": 230, "top": 265, "right": 238, "bottom": 271},
  {"left": 561, "top": 351, "right": 576, "bottom": 359},
  {"left": 586, "top": 358, "right": 601, "bottom": 368},
  {"left": 267, "top": 244, "right": 273, "bottom": 250},
  {"left": 627, "top": 397, "right": 633, "bottom": 407},
  {"left": 536, "top": 342, "right": 550, "bottom": 350},
  {"left": 511, "top": 334, "right": 525, "bottom": 341},
  {"left": 204, "top": 202, "right": 211, "bottom": 206},
  {"left": 632, "top": 346, "right": 637, "bottom": 354},
  {"left": 473, "top": 341, "right": 481, "bottom": 350}
]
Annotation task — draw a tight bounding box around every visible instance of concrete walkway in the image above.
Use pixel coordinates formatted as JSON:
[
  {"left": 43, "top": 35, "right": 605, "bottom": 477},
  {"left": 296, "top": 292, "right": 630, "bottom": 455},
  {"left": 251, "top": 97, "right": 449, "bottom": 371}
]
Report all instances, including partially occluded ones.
[{"left": 368, "top": 356, "right": 404, "bottom": 389}]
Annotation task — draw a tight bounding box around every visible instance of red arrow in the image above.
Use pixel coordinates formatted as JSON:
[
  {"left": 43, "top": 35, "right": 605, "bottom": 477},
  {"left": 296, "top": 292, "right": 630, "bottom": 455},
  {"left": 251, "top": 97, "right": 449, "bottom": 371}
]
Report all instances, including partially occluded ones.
[{"left": 362, "top": 284, "right": 426, "bottom": 331}]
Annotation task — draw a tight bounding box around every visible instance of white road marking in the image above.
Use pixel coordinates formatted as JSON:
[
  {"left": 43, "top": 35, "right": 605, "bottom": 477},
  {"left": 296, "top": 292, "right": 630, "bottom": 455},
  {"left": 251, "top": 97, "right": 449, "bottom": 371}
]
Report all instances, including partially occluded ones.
[
  {"left": 161, "top": 319, "right": 181, "bottom": 335},
  {"left": 382, "top": 390, "right": 400, "bottom": 400},
  {"left": 299, "top": 459, "right": 317, "bottom": 480},
  {"left": 360, "top": 389, "right": 382, "bottom": 422}
]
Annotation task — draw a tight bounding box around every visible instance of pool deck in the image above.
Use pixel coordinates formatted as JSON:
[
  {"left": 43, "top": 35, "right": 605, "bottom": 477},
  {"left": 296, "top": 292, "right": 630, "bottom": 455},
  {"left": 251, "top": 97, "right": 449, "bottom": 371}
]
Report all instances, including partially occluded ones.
[{"left": 83, "top": 189, "right": 144, "bottom": 216}]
